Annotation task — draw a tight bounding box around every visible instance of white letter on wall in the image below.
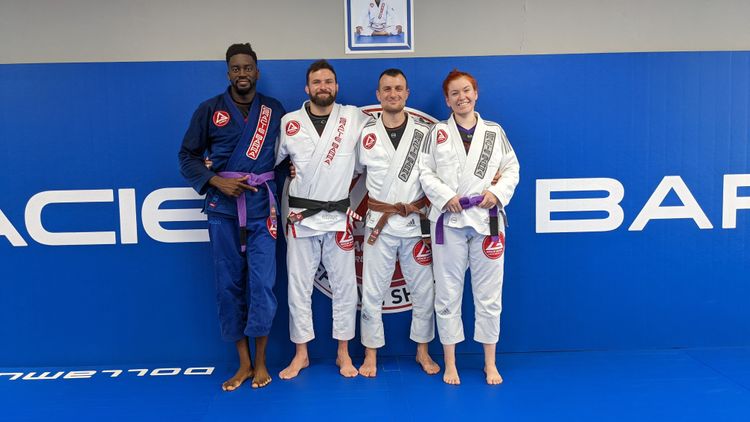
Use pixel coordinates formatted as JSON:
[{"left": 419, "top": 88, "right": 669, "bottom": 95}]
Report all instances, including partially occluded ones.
[
  {"left": 0, "top": 209, "right": 27, "bottom": 246},
  {"left": 25, "top": 190, "right": 116, "bottom": 245},
  {"left": 142, "top": 188, "right": 207, "bottom": 243},
  {"left": 536, "top": 178, "right": 624, "bottom": 233},
  {"left": 722, "top": 174, "right": 750, "bottom": 229},
  {"left": 118, "top": 188, "right": 138, "bottom": 244},
  {"left": 629, "top": 176, "right": 712, "bottom": 231}
]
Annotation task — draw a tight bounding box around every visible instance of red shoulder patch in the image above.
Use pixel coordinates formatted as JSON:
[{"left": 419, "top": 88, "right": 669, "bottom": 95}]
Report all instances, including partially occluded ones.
[
  {"left": 363, "top": 133, "right": 377, "bottom": 150},
  {"left": 286, "top": 120, "right": 300, "bottom": 136},
  {"left": 436, "top": 129, "right": 448, "bottom": 144}
]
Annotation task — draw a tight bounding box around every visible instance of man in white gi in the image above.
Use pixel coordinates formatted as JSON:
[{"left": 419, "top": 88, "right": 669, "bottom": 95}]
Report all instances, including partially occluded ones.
[
  {"left": 419, "top": 70, "right": 520, "bottom": 385},
  {"left": 276, "top": 60, "right": 371, "bottom": 379},
  {"left": 356, "top": 0, "right": 402, "bottom": 36},
  {"left": 357, "top": 69, "right": 440, "bottom": 378}
]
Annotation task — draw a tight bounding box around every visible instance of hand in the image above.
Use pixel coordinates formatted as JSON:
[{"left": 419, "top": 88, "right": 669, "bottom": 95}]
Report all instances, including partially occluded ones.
[
  {"left": 491, "top": 170, "right": 501, "bottom": 185},
  {"left": 478, "top": 190, "right": 499, "bottom": 209},
  {"left": 443, "top": 195, "right": 462, "bottom": 213},
  {"left": 395, "top": 25, "right": 402, "bottom": 34},
  {"left": 209, "top": 175, "right": 257, "bottom": 198},
  {"left": 355, "top": 26, "right": 363, "bottom": 34},
  {"left": 289, "top": 161, "right": 297, "bottom": 179}
]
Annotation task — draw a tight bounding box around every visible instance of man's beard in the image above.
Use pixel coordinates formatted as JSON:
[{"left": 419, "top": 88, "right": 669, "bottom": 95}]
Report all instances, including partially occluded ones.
[
  {"left": 232, "top": 78, "right": 256, "bottom": 96},
  {"left": 310, "top": 91, "right": 336, "bottom": 107},
  {"left": 382, "top": 102, "right": 405, "bottom": 114}
]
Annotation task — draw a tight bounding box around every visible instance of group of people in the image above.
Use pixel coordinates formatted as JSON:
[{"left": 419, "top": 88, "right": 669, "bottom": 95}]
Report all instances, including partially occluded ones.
[{"left": 178, "top": 43, "right": 520, "bottom": 391}]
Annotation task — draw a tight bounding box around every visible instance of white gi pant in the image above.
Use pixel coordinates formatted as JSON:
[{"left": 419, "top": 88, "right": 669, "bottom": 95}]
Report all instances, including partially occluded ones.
[
  {"left": 286, "top": 231, "right": 357, "bottom": 344},
  {"left": 360, "top": 228, "right": 436, "bottom": 349},
  {"left": 431, "top": 223, "right": 505, "bottom": 345}
]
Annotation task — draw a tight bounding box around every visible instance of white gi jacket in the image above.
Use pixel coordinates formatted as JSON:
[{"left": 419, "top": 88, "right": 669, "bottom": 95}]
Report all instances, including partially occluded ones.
[
  {"left": 276, "top": 102, "right": 370, "bottom": 236},
  {"left": 419, "top": 113, "right": 520, "bottom": 236},
  {"left": 358, "top": 114, "right": 430, "bottom": 238}
]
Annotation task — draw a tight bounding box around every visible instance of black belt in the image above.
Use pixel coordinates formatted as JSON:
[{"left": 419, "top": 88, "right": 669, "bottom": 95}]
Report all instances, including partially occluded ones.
[{"left": 287, "top": 196, "right": 351, "bottom": 223}]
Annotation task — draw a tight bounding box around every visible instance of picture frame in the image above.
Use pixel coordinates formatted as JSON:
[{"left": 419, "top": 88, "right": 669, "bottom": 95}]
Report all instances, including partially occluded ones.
[{"left": 345, "top": 0, "right": 414, "bottom": 54}]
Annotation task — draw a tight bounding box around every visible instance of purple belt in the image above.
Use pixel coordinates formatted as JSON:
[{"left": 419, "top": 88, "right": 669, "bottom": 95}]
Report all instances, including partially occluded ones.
[
  {"left": 217, "top": 171, "right": 276, "bottom": 252},
  {"left": 435, "top": 195, "right": 506, "bottom": 245}
]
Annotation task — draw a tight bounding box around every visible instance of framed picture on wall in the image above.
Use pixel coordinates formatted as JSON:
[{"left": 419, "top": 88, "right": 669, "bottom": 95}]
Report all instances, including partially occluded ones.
[{"left": 345, "top": 0, "right": 414, "bottom": 54}]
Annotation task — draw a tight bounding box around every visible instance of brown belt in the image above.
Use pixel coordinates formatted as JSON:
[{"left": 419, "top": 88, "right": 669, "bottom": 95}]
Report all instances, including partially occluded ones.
[{"left": 366, "top": 197, "right": 430, "bottom": 244}]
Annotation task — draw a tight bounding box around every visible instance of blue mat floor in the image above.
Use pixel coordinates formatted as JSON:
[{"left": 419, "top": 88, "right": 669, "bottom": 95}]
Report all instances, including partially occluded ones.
[{"left": 2, "top": 348, "right": 750, "bottom": 421}]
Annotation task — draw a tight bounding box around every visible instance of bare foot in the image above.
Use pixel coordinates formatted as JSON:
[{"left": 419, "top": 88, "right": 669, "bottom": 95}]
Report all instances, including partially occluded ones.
[
  {"left": 484, "top": 364, "right": 503, "bottom": 385},
  {"left": 337, "top": 355, "right": 359, "bottom": 378},
  {"left": 443, "top": 364, "right": 460, "bottom": 385},
  {"left": 416, "top": 353, "right": 441, "bottom": 375},
  {"left": 251, "top": 364, "right": 272, "bottom": 388},
  {"left": 358, "top": 351, "right": 377, "bottom": 377},
  {"left": 279, "top": 355, "right": 309, "bottom": 380},
  {"left": 222, "top": 366, "right": 253, "bottom": 391}
]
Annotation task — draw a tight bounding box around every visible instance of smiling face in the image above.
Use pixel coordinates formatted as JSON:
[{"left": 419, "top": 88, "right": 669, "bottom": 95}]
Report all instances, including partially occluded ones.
[
  {"left": 305, "top": 68, "right": 338, "bottom": 107},
  {"left": 227, "top": 54, "right": 259, "bottom": 96},
  {"left": 444, "top": 76, "right": 478, "bottom": 117},
  {"left": 376, "top": 73, "right": 409, "bottom": 113}
]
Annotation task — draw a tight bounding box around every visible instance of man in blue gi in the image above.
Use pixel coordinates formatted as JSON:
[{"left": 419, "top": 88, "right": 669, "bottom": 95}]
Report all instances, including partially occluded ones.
[{"left": 178, "top": 43, "right": 285, "bottom": 390}]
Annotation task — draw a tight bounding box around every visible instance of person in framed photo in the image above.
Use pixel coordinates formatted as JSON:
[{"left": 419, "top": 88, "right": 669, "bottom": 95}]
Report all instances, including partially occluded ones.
[{"left": 356, "top": 0, "right": 403, "bottom": 36}]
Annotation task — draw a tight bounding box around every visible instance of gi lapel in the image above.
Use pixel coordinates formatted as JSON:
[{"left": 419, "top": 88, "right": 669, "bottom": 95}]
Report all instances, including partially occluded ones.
[
  {"left": 447, "top": 114, "right": 467, "bottom": 175},
  {"left": 225, "top": 91, "right": 266, "bottom": 171},
  {"left": 380, "top": 117, "right": 423, "bottom": 204},
  {"left": 374, "top": 118, "right": 396, "bottom": 162},
  {"left": 457, "top": 114, "right": 495, "bottom": 193}
]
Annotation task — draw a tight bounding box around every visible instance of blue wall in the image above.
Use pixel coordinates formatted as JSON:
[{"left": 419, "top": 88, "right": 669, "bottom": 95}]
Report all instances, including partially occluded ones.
[{"left": 1, "top": 52, "right": 748, "bottom": 367}]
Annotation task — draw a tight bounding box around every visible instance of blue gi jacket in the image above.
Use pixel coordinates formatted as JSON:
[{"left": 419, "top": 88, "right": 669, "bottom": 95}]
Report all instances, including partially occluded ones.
[{"left": 178, "top": 88, "right": 285, "bottom": 220}]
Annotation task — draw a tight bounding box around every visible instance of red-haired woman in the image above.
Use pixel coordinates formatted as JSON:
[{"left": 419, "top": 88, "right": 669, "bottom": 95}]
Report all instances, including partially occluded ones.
[{"left": 419, "top": 69, "right": 520, "bottom": 385}]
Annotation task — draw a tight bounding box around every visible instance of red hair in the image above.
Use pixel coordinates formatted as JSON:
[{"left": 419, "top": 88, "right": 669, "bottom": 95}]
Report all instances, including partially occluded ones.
[{"left": 442, "top": 69, "right": 478, "bottom": 97}]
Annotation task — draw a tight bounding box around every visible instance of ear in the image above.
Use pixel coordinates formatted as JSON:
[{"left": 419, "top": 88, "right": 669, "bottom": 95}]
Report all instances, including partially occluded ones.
[
  {"left": 305, "top": 85, "right": 310, "bottom": 95},
  {"left": 445, "top": 96, "right": 451, "bottom": 108},
  {"left": 375, "top": 88, "right": 382, "bottom": 103}
]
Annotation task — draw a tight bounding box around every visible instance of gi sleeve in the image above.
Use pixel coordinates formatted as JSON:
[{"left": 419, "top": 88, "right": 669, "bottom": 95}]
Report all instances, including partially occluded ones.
[
  {"left": 486, "top": 129, "right": 520, "bottom": 207},
  {"left": 178, "top": 105, "right": 216, "bottom": 195},
  {"left": 418, "top": 127, "right": 458, "bottom": 211},
  {"left": 354, "top": 131, "right": 365, "bottom": 176},
  {"left": 275, "top": 123, "right": 290, "bottom": 166}
]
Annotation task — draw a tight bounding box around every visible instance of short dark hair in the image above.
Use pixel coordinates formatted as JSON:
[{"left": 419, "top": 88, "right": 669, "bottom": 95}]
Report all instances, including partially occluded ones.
[
  {"left": 306, "top": 59, "right": 337, "bottom": 84},
  {"left": 378, "top": 68, "right": 408, "bottom": 89},
  {"left": 225, "top": 43, "right": 258, "bottom": 64}
]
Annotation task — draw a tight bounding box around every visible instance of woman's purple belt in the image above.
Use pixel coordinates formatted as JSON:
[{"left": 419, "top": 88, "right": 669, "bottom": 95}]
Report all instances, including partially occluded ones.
[
  {"left": 217, "top": 171, "right": 276, "bottom": 252},
  {"left": 434, "top": 195, "right": 507, "bottom": 245}
]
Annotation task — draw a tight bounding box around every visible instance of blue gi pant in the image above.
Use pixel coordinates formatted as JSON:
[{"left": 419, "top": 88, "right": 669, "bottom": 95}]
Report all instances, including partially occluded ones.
[{"left": 208, "top": 213, "right": 277, "bottom": 341}]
